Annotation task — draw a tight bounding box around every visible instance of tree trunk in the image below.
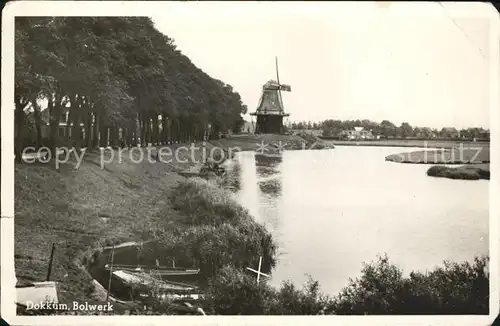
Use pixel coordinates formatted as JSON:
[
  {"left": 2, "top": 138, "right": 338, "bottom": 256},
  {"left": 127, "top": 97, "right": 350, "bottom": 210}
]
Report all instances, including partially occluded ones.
[
  {"left": 130, "top": 120, "right": 136, "bottom": 146},
  {"left": 139, "top": 113, "right": 146, "bottom": 147},
  {"left": 174, "top": 120, "right": 179, "bottom": 142},
  {"left": 179, "top": 121, "right": 184, "bottom": 142},
  {"left": 169, "top": 119, "right": 174, "bottom": 142},
  {"left": 65, "top": 94, "right": 77, "bottom": 141},
  {"left": 152, "top": 113, "right": 159, "bottom": 145},
  {"left": 85, "top": 111, "right": 93, "bottom": 149},
  {"left": 49, "top": 92, "right": 64, "bottom": 159},
  {"left": 144, "top": 115, "right": 151, "bottom": 146},
  {"left": 99, "top": 114, "right": 107, "bottom": 147},
  {"left": 161, "top": 114, "right": 168, "bottom": 144},
  {"left": 14, "top": 96, "right": 28, "bottom": 163},
  {"left": 128, "top": 127, "right": 133, "bottom": 147},
  {"left": 31, "top": 95, "right": 43, "bottom": 148},
  {"left": 110, "top": 126, "right": 118, "bottom": 147},
  {"left": 172, "top": 120, "right": 177, "bottom": 142},
  {"left": 72, "top": 96, "right": 82, "bottom": 151},
  {"left": 92, "top": 111, "right": 99, "bottom": 148}
]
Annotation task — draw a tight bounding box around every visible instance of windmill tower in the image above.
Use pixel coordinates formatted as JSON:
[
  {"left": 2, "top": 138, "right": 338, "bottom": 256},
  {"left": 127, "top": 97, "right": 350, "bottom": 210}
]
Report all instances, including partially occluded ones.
[{"left": 250, "top": 57, "right": 291, "bottom": 134}]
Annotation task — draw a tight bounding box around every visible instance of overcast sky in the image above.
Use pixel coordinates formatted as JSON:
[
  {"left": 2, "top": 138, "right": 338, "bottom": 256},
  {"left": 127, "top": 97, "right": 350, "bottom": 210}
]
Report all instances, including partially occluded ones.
[{"left": 152, "top": 2, "right": 493, "bottom": 129}]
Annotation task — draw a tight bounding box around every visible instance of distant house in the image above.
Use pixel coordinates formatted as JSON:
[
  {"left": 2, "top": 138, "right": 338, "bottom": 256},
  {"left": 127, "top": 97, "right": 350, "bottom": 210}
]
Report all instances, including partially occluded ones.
[
  {"left": 340, "top": 127, "right": 375, "bottom": 140},
  {"left": 240, "top": 120, "right": 255, "bottom": 134}
]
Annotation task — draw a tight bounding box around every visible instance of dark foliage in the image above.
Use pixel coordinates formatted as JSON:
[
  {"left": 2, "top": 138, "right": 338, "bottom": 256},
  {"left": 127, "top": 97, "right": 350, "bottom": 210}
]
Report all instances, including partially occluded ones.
[{"left": 15, "top": 17, "right": 248, "bottom": 161}]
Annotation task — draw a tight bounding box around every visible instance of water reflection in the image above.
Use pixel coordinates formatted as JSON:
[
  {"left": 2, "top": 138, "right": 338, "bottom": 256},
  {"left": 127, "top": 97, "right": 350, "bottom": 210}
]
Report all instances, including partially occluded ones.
[
  {"left": 255, "top": 154, "right": 283, "bottom": 168},
  {"left": 222, "top": 160, "right": 242, "bottom": 192},
  {"left": 255, "top": 154, "right": 283, "bottom": 196}
]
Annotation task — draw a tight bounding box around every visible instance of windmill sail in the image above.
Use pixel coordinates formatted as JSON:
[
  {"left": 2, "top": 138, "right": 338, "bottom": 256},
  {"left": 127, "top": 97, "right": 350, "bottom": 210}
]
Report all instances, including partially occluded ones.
[{"left": 280, "top": 84, "right": 291, "bottom": 92}]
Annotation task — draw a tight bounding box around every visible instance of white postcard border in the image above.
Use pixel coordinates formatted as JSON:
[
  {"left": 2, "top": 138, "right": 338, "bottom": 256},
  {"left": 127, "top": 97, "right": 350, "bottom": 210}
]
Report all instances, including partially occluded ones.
[{"left": 1, "top": 1, "right": 499, "bottom": 325}]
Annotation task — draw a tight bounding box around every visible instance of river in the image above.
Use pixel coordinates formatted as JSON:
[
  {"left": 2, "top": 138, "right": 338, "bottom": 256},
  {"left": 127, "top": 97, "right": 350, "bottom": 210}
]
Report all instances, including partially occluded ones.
[{"left": 228, "top": 146, "right": 489, "bottom": 295}]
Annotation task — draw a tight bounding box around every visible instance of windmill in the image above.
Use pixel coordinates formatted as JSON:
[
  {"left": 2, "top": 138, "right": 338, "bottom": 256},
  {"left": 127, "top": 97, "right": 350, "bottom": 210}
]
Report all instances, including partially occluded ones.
[{"left": 250, "top": 57, "right": 291, "bottom": 134}]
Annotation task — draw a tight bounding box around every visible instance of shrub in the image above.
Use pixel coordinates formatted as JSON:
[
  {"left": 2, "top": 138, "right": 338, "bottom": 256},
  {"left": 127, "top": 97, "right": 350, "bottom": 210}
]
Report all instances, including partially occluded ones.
[
  {"left": 170, "top": 178, "right": 249, "bottom": 226},
  {"left": 427, "top": 165, "right": 488, "bottom": 180},
  {"left": 270, "top": 278, "right": 335, "bottom": 315},
  {"left": 153, "top": 178, "right": 278, "bottom": 282},
  {"left": 332, "top": 254, "right": 489, "bottom": 314},
  {"left": 203, "top": 266, "right": 275, "bottom": 315},
  {"left": 203, "top": 266, "right": 333, "bottom": 315}
]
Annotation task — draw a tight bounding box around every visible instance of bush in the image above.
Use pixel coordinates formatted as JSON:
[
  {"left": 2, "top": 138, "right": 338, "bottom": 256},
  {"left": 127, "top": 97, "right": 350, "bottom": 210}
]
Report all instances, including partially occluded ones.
[
  {"left": 332, "top": 254, "right": 489, "bottom": 314},
  {"left": 427, "top": 165, "right": 489, "bottom": 180},
  {"left": 203, "top": 266, "right": 334, "bottom": 315},
  {"left": 153, "top": 178, "right": 278, "bottom": 283},
  {"left": 270, "top": 279, "right": 335, "bottom": 315},
  {"left": 170, "top": 178, "right": 249, "bottom": 226},
  {"left": 203, "top": 266, "right": 275, "bottom": 315}
]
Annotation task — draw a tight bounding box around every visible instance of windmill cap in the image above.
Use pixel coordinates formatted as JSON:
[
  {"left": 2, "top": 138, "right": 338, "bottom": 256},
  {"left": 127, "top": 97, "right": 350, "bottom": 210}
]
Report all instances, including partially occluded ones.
[{"left": 263, "top": 80, "right": 280, "bottom": 90}]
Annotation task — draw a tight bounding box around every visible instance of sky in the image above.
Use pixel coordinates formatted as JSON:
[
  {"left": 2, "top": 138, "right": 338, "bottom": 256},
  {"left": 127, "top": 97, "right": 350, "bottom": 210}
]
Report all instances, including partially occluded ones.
[{"left": 151, "top": 2, "right": 494, "bottom": 129}]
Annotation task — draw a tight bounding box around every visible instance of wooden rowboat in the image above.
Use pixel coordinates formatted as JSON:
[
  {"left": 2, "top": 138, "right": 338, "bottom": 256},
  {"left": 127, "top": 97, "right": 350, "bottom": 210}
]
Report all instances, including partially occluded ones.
[{"left": 104, "top": 264, "right": 200, "bottom": 276}]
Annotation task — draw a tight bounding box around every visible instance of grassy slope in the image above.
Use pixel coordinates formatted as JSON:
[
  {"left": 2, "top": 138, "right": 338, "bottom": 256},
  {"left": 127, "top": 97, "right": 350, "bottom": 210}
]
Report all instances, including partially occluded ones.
[
  {"left": 15, "top": 151, "right": 184, "bottom": 303},
  {"left": 14, "top": 134, "right": 319, "bottom": 304}
]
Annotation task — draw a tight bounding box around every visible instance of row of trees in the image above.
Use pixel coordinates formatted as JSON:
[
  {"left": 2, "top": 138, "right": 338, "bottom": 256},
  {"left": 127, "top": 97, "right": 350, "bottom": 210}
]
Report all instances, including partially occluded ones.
[
  {"left": 288, "top": 119, "right": 490, "bottom": 141},
  {"left": 287, "top": 121, "right": 320, "bottom": 130},
  {"left": 15, "top": 17, "right": 247, "bottom": 162}
]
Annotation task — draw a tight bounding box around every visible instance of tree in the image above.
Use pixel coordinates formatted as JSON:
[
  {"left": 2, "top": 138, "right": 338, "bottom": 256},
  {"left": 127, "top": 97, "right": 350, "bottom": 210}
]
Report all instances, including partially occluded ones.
[
  {"left": 380, "top": 120, "right": 397, "bottom": 138},
  {"left": 15, "top": 17, "right": 249, "bottom": 160},
  {"left": 439, "top": 127, "right": 458, "bottom": 139},
  {"left": 399, "top": 122, "right": 413, "bottom": 139}
]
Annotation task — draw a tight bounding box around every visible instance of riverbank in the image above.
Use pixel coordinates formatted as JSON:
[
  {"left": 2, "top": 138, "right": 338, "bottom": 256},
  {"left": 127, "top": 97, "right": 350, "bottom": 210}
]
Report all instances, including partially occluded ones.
[
  {"left": 323, "top": 139, "right": 490, "bottom": 149},
  {"left": 14, "top": 133, "right": 329, "bottom": 310}
]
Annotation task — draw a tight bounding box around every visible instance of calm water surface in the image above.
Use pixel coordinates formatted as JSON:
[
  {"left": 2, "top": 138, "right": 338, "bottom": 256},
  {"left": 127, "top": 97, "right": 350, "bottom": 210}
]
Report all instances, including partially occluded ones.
[{"left": 229, "top": 146, "right": 489, "bottom": 295}]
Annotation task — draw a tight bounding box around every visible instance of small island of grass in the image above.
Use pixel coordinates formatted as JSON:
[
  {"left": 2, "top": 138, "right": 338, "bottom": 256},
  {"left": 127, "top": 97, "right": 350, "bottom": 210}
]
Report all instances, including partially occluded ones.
[
  {"left": 426, "top": 164, "right": 490, "bottom": 180},
  {"left": 385, "top": 142, "right": 490, "bottom": 180}
]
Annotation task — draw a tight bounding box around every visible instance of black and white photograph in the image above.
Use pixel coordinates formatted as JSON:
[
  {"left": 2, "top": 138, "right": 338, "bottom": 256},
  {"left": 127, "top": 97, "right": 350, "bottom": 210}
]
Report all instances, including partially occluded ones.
[{"left": 1, "top": 1, "right": 499, "bottom": 324}]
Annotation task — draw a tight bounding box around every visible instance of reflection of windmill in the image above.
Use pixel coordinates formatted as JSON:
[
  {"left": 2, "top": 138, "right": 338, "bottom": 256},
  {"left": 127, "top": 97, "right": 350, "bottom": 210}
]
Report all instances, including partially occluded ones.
[{"left": 250, "top": 57, "right": 291, "bottom": 134}]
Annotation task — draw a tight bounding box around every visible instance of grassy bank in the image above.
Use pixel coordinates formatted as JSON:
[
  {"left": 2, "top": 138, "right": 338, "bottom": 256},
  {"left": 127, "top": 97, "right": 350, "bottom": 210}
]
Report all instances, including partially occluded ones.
[{"left": 212, "top": 133, "right": 333, "bottom": 152}]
